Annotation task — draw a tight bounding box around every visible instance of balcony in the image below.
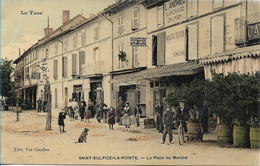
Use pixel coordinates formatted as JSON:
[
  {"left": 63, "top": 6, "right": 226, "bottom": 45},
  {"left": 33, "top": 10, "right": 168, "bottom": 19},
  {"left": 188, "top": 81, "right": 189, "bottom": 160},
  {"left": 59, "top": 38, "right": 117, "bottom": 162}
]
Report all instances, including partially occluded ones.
[{"left": 82, "top": 62, "right": 104, "bottom": 76}]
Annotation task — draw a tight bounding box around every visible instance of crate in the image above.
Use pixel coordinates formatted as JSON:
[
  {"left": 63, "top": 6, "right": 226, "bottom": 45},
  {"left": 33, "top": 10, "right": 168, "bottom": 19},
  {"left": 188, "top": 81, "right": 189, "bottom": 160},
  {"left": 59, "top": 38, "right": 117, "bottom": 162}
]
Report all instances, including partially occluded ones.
[{"left": 144, "top": 118, "right": 155, "bottom": 129}]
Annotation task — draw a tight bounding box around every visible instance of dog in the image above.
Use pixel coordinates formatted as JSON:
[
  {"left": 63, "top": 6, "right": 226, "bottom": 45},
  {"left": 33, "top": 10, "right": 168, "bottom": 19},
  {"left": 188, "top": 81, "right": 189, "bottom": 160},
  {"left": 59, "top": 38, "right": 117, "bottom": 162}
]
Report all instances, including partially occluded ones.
[{"left": 75, "top": 128, "right": 89, "bottom": 143}]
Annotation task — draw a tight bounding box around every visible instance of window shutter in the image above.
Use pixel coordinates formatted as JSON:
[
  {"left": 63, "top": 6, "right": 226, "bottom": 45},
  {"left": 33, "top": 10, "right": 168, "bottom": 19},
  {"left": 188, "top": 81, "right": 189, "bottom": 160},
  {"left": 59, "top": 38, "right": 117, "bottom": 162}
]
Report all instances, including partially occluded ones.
[
  {"left": 72, "top": 54, "right": 77, "bottom": 75},
  {"left": 121, "top": 16, "right": 124, "bottom": 34},
  {"left": 134, "top": 46, "right": 138, "bottom": 67},
  {"left": 132, "top": 8, "right": 139, "bottom": 29},
  {"left": 157, "top": 32, "right": 165, "bottom": 66},
  {"left": 152, "top": 35, "right": 158, "bottom": 66},
  {"left": 212, "top": 16, "right": 224, "bottom": 55},
  {"left": 79, "top": 51, "right": 85, "bottom": 74},
  {"left": 157, "top": 5, "right": 163, "bottom": 27},
  {"left": 188, "top": 24, "right": 198, "bottom": 60}
]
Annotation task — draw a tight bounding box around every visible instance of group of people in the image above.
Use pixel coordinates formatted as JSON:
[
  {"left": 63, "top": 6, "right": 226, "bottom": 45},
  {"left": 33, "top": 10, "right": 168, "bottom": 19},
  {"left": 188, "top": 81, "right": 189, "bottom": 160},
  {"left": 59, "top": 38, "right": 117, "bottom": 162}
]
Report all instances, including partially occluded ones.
[{"left": 154, "top": 99, "right": 190, "bottom": 144}]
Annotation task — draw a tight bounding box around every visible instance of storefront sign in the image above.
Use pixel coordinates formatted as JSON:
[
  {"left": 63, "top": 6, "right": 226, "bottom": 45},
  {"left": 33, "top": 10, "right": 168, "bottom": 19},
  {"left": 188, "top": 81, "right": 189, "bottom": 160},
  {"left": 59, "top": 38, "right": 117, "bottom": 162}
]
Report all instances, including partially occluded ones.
[
  {"left": 164, "top": 0, "right": 186, "bottom": 26},
  {"left": 130, "top": 37, "right": 146, "bottom": 46},
  {"left": 247, "top": 22, "right": 260, "bottom": 41},
  {"left": 31, "top": 73, "right": 40, "bottom": 79}
]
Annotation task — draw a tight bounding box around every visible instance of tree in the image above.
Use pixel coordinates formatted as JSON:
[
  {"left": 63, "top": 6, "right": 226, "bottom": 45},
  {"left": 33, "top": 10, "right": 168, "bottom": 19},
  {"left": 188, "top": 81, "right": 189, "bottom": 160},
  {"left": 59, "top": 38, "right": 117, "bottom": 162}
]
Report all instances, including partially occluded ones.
[{"left": 0, "top": 59, "right": 16, "bottom": 105}]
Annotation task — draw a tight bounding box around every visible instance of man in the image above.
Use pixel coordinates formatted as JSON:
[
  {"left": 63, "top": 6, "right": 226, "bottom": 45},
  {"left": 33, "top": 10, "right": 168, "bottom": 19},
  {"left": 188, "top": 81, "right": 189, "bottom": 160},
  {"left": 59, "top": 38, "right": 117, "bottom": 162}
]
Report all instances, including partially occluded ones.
[
  {"left": 71, "top": 98, "right": 79, "bottom": 120},
  {"left": 162, "top": 105, "right": 175, "bottom": 144},
  {"left": 94, "top": 100, "right": 107, "bottom": 123},
  {"left": 117, "top": 96, "right": 125, "bottom": 123},
  {"left": 176, "top": 100, "right": 189, "bottom": 134},
  {"left": 134, "top": 104, "right": 142, "bottom": 127},
  {"left": 154, "top": 102, "right": 163, "bottom": 133},
  {"left": 37, "top": 98, "right": 42, "bottom": 112}
]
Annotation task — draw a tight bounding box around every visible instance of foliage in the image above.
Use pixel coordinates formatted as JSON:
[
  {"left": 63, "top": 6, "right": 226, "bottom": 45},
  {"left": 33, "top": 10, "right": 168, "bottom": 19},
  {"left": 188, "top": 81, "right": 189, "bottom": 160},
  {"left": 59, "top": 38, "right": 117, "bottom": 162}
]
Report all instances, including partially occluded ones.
[
  {"left": 118, "top": 51, "right": 128, "bottom": 62},
  {"left": 167, "top": 78, "right": 208, "bottom": 123},
  {"left": 1, "top": 59, "right": 14, "bottom": 97}
]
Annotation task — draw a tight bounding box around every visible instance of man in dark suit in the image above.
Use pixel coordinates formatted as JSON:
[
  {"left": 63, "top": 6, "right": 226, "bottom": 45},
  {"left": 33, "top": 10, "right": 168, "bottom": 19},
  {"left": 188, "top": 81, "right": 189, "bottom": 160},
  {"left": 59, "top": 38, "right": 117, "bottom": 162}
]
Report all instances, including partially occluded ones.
[
  {"left": 162, "top": 105, "right": 175, "bottom": 144},
  {"left": 176, "top": 100, "right": 189, "bottom": 133}
]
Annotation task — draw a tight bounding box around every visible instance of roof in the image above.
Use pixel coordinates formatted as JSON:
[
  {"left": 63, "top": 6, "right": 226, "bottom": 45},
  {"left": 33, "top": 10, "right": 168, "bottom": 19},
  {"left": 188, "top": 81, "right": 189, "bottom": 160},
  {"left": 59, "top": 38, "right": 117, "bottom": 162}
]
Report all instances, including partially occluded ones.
[
  {"left": 199, "top": 45, "right": 260, "bottom": 64},
  {"left": 110, "top": 61, "right": 203, "bottom": 83}
]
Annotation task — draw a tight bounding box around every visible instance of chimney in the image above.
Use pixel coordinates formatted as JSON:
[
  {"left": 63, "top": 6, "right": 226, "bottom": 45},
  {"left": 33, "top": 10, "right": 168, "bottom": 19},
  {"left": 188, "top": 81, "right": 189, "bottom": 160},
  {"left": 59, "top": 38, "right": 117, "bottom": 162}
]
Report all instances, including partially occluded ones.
[
  {"left": 62, "top": 10, "right": 70, "bottom": 24},
  {"left": 19, "top": 48, "right": 21, "bottom": 57},
  {"left": 44, "top": 28, "right": 53, "bottom": 37}
]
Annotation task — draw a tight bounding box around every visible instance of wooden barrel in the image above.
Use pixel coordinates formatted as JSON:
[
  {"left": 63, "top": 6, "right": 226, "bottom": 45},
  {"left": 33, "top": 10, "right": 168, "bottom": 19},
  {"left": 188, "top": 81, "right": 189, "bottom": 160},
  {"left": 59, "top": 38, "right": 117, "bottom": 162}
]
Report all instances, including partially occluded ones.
[
  {"left": 217, "top": 125, "right": 232, "bottom": 144},
  {"left": 233, "top": 125, "right": 249, "bottom": 147},
  {"left": 187, "top": 122, "right": 200, "bottom": 141},
  {"left": 208, "top": 117, "right": 217, "bottom": 134},
  {"left": 250, "top": 127, "right": 260, "bottom": 149}
]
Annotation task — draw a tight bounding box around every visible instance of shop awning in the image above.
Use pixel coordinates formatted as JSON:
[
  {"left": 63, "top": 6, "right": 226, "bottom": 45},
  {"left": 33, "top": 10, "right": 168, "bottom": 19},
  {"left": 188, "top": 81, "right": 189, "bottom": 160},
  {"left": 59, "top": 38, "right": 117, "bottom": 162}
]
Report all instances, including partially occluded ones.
[
  {"left": 200, "top": 45, "right": 260, "bottom": 64},
  {"left": 110, "top": 61, "right": 203, "bottom": 84}
]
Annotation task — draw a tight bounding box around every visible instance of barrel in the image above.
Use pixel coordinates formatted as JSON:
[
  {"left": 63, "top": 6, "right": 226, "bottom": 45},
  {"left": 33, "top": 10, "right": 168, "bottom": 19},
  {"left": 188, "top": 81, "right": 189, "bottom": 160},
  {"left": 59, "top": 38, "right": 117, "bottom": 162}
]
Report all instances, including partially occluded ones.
[
  {"left": 217, "top": 125, "right": 232, "bottom": 144},
  {"left": 250, "top": 127, "right": 260, "bottom": 149},
  {"left": 233, "top": 125, "right": 249, "bottom": 147},
  {"left": 187, "top": 122, "right": 200, "bottom": 141},
  {"left": 208, "top": 117, "right": 217, "bottom": 134}
]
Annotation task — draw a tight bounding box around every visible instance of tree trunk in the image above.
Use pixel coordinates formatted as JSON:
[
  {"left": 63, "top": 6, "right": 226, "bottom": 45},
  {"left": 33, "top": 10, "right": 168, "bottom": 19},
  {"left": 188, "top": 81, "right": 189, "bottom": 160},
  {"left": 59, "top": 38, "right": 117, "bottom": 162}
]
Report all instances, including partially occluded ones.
[{"left": 45, "top": 84, "right": 52, "bottom": 130}]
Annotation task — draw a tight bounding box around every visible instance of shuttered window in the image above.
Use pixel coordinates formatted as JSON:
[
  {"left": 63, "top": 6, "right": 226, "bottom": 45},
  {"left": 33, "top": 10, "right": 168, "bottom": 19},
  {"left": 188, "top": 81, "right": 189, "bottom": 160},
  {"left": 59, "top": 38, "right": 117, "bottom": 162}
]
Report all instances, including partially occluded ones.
[
  {"left": 81, "top": 32, "right": 86, "bottom": 45},
  {"left": 72, "top": 54, "right": 77, "bottom": 75},
  {"left": 53, "top": 59, "right": 58, "bottom": 79},
  {"left": 134, "top": 46, "right": 138, "bottom": 67},
  {"left": 55, "top": 42, "right": 58, "bottom": 55},
  {"left": 187, "top": 24, "right": 198, "bottom": 60},
  {"left": 132, "top": 8, "right": 139, "bottom": 30},
  {"left": 152, "top": 35, "right": 157, "bottom": 66},
  {"left": 62, "top": 57, "right": 68, "bottom": 77},
  {"left": 188, "top": 0, "right": 198, "bottom": 17},
  {"left": 157, "top": 5, "right": 163, "bottom": 27},
  {"left": 79, "top": 51, "right": 85, "bottom": 74},
  {"left": 212, "top": 16, "right": 224, "bottom": 55},
  {"left": 157, "top": 32, "right": 165, "bottom": 66},
  {"left": 94, "top": 26, "right": 99, "bottom": 41},
  {"left": 118, "top": 16, "right": 124, "bottom": 35}
]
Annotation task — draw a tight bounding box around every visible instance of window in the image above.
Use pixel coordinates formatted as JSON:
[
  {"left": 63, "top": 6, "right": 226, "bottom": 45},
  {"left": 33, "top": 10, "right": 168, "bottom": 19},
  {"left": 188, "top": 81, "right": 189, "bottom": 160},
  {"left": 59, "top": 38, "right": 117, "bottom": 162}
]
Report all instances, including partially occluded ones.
[
  {"left": 53, "top": 59, "right": 58, "bottom": 79},
  {"left": 55, "top": 88, "right": 58, "bottom": 108},
  {"left": 46, "top": 49, "right": 49, "bottom": 58},
  {"left": 211, "top": 16, "right": 225, "bottom": 55},
  {"left": 133, "top": 46, "right": 139, "bottom": 67},
  {"left": 64, "top": 38, "right": 68, "bottom": 52},
  {"left": 157, "top": 32, "right": 165, "bottom": 66},
  {"left": 55, "top": 41, "right": 58, "bottom": 55},
  {"left": 118, "top": 16, "right": 124, "bottom": 35},
  {"left": 25, "top": 67, "right": 29, "bottom": 79},
  {"left": 73, "top": 34, "right": 78, "bottom": 48},
  {"left": 72, "top": 54, "right": 77, "bottom": 75},
  {"left": 188, "top": 0, "right": 198, "bottom": 18},
  {"left": 152, "top": 35, "right": 157, "bottom": 66},
  {"left": 213, "top": 0, "right": 224, "bottom": 9},
  {"left": 62, "top": 56, "right": 68, "bottom": 77},
  {"left": 94, "top": 47, "right": 101, "bottom": 72},
  {"left": 157, "top": 5, "right": 164, "bottom": 27},
  {"left": 32, "top": 63, "right": 36, "bottom": 73},
  {"left": 94, "top": 25, "right": 99, "bottom": 41},
  {"left": 117, "top": 43, "right": 124, "bottom": 68},
  {"left": 79, "top": 51, "right": 85, "bottom": 74},
  {"left": 186, "top": 24, "right": 198, "bottom": 60},
  {"left": 35, "top": 50, "right": 39, "bottom": 59},
  {"left": 42, "top": 49, "right": 44, "bottom": 59},
  {"left": 81, "top": 32, "right": 86, "bottom": 45},
  {"left": 132, "top": 8, "right": 139, "bottom": 30}
]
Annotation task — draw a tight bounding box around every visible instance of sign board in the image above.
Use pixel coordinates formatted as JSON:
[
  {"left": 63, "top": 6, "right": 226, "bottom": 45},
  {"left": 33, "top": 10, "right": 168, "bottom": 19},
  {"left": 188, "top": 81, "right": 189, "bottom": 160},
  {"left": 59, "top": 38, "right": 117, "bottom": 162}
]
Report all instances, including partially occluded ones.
[
  {"left": 164, "top": 0, "right": 186, "bottom": 26},
  {"left": 247, "top": 22, "right": 260, "bottom": 41},
  {"left": 130, "top": 37, "right": 146, "bottom": 46},
  {"left": 31, "top": 73, "right": 40, "bottom": 79}
]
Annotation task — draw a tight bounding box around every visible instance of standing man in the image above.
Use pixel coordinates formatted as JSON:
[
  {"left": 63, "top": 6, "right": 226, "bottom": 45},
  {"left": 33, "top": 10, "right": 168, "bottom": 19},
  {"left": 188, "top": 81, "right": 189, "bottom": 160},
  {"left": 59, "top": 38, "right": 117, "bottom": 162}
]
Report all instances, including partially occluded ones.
[
  {"left": 162, "top": 105, "right": 175, "bottom": 144},
  {"left": 71, "top": 98, "right": 79, "bottom": 120},
  {"left": 117, "top": 96, "right": 125, "bottom": 123},
  {"left": 176, "top": 100, "right": 189, "bottom": 134},
  {"left": 154, "top": 102, "right": 163, "bottom": 133},
  {"left": 134, "top": 104, "right": 142, "bottom": 127},
  {"left": 94, "top": 100, "right": 107, "bottom": 123},
  {"left": 37, "top": 97, "right": 42, "bottom": 112}
]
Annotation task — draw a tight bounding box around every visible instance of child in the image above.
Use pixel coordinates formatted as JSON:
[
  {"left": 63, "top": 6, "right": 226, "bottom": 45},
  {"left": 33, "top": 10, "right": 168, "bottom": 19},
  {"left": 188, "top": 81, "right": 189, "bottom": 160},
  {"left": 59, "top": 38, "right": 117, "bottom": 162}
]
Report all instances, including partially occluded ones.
[
  {"left": 85, "top": 106, "right": 91, "bottom": 122},
  {"left": 58, "top": 111, "right": 66, "bottom": 133},
  {"left": 108, "top": 107, "right": 115, "bottom": 130}
]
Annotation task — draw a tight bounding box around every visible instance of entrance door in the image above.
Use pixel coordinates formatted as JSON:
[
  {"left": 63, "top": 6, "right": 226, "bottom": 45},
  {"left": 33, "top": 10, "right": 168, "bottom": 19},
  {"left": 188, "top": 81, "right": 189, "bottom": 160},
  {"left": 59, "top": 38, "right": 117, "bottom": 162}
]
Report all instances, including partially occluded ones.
[{"left": 64, "top": 87, "right": 68, "bottom": 108}]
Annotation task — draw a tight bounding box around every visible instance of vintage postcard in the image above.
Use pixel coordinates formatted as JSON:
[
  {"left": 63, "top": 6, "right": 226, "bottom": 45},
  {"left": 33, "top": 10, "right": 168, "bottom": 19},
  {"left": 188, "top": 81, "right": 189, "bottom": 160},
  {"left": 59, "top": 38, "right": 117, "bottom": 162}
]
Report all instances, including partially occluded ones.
[{"left": 1, "top": 0, "right": 260, "bottom": 165}]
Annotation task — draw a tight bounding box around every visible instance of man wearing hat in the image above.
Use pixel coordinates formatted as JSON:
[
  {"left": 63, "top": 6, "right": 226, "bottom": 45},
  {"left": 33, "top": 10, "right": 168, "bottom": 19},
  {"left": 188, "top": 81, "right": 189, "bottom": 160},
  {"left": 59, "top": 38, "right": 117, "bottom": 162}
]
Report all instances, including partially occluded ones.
[
  {"left": 176, "top": 100, "right": 189, "bottom": 134},
  {"left": 162, "top": 105, "right": 175, "bottom": 144}
]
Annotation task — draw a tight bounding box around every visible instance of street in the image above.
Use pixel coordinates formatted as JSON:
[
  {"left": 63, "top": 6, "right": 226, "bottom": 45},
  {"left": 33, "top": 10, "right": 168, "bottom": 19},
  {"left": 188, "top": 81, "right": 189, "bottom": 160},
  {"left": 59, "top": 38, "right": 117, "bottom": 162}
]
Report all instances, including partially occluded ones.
[{"left": 1, "top": 110, "right": 259, "bottom": 165}]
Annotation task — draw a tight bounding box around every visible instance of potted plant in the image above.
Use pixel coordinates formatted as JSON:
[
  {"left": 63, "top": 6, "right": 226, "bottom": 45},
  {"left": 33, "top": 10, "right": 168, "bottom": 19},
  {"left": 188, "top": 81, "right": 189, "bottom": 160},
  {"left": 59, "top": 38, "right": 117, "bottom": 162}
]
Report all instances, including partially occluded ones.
[{"left": 118, "top": 51, "right": 128, "bottom": 63}]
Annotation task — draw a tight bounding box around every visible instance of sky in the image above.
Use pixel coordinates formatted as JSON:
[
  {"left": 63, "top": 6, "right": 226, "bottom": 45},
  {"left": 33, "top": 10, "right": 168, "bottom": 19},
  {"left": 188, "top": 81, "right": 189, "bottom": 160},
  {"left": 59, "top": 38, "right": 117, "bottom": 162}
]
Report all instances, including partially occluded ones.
[{"left": 1, "top": 0, "right": 115, "bottom": 61}]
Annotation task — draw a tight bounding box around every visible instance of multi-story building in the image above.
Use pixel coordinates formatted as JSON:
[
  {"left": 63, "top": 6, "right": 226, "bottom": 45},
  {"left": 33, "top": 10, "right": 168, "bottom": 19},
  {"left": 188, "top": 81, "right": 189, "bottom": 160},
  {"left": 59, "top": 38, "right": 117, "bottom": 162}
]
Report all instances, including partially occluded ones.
[{"left": 13, "top": 0, "right": 260, "bottom": 122}]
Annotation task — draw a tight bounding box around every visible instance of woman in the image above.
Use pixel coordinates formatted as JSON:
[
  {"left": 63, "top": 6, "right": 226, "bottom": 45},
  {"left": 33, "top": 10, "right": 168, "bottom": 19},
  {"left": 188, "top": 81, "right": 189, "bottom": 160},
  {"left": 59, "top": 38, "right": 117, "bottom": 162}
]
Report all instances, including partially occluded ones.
[
  {"left": 107, "top": 107, "right": 115, "bottom": 130},
  {"left": 85, "top": 106, "right": 91, "bottom": 122},
  {"left": 79, "top": 102, "right": 85, "bottom": 122},
  {"left": 121, "top": 102, "right": 131, "bottom": 131}
]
